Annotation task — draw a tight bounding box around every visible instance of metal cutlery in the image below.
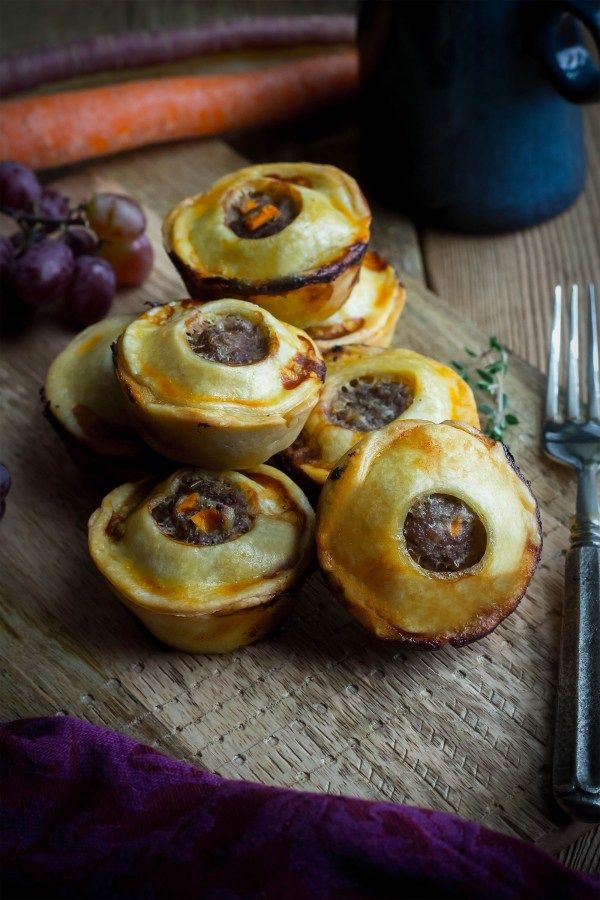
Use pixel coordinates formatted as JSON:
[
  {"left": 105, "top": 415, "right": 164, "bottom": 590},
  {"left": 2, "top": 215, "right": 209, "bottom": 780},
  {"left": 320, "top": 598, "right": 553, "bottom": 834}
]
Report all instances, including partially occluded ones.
[{"left": 544, "top": 283, "right": 600, "bottom": 822}]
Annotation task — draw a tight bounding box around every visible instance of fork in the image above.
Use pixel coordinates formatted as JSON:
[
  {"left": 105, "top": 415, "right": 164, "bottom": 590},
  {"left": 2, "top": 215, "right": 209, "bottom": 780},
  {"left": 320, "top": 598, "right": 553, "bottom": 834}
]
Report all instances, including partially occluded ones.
[{"left": 544, "top": 283, "right": 600, "bottom": 822}]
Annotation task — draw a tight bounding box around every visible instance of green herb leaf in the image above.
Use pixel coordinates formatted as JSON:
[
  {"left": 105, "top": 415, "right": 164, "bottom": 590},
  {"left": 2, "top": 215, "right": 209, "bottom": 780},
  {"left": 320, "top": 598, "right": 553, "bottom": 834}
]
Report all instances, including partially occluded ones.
[{"left": 450, "top": 336, "right": 518, "bottom": 441}]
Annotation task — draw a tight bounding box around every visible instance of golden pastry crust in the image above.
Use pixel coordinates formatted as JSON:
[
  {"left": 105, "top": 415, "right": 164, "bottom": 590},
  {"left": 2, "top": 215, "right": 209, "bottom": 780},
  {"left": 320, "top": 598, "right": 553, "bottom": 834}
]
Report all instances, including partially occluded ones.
[
  {"left": 88, "top": 465, "right": 315, "bottom": 653},
  {"left": 45, "top": 314, "right": 143, "bottom": 458},
  {"left": 284, "top": 344, "right": 479, "bottom": 485},
  {"left": 317, "top": 420, "right": 542, "bottom": 648},
  {"left": 163, "top": 162, "right": 371, "bottom": 328},
  {"left": 306, "top": 251, "right": 405, "bottom": 351},
  {"left": 113, "top": 298, "right": 325, "bottom": 469}
]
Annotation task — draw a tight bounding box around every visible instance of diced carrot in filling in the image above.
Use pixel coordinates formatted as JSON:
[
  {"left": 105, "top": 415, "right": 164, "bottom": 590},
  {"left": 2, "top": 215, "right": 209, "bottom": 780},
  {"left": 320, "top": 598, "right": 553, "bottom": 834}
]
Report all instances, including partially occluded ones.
[
  {"left": 243, "top": 203, "right": 280, "bottom": 232},
  {"left": 240, "top": 198, "right": 259, "bottom": 214},
  {"left": 190, "top": 507, "right": 226, "bottom": 533},
  {"left": 152, "top": 473, "right": 254, "bottom": 546},
  {"left": 175, "top": 492, "right": 200, "bottom": 515},
  {"left": 449, "top": 516, "right": 463, "bottom": 538},
  {"left": 226, "top": 186, "right": 299, "bottom": 239}
]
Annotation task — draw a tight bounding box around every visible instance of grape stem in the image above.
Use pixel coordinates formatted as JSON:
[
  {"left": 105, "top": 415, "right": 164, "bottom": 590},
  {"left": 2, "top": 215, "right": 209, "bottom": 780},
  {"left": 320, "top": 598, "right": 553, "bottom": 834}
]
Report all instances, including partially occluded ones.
[{"left": 0, "top": 202, "right": 86, "bottom": 228}]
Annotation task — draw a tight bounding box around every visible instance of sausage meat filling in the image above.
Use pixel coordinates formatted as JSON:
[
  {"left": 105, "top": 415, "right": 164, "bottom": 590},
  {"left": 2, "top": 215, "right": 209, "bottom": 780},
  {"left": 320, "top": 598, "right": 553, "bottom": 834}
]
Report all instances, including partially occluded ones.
[
  {"left": 226, "top": 183, "right": 300, "bottom": 239},
  {"left": 187, "top": 314, "right": 269, "bottom": 366},
  {"left": 403, "top": 493, "right": 486, "bottom": 572},
  {"left": 152, "top": 472, "right": 254, "bottom": 546},
  {"left": 326, "top": 376, "right": 413, "bottom": 431}
]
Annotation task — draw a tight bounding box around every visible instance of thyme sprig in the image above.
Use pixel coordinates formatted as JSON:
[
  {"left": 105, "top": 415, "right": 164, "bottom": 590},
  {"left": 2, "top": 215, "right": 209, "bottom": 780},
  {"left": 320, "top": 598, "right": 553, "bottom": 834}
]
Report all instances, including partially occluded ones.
[{"left": 451, "top": 336, "right": 519, "bottom": 443}]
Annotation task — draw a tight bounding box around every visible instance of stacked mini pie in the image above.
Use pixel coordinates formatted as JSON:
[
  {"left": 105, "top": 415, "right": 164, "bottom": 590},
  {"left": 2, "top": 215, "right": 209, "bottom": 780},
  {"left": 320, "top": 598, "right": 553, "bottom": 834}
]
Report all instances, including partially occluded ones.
[
  {"left": 163, "top": 162, "right": 406, "bottom": 343},
  {"left": 45, "top": 162, "right": 542, "bottom": 655}
]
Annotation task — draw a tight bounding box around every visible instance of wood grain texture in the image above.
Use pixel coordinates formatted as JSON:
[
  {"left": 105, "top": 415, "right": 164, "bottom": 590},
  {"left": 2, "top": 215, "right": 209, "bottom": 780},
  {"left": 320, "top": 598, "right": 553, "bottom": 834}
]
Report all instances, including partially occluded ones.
[
  {"left": 0, "top": 139, "right": 589, "bottom": 859},
  {"left": 421, "top": 106, "right": 600, "bottom": 373},
  {"left": 556, "top": 827, "right": 600, "bottom": 875}
]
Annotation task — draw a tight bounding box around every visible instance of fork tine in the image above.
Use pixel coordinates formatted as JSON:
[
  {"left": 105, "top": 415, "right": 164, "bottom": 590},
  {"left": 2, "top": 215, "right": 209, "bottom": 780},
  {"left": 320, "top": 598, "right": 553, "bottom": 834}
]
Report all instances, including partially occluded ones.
[
  {"left": 566, "top": 284, "right": 580, "bottom": 420},
  {"left": 587, "top": 284, "right": 599, "bottom": 420},
  {"left": 546, "top": 285, "right": 562, "bottom": 420}
]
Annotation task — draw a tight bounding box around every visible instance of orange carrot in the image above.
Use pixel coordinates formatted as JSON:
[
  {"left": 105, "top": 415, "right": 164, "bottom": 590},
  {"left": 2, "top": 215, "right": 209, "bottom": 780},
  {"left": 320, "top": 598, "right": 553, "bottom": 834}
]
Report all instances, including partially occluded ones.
[{"left": 0, "top": 52, "right": 357, "bottom": 171}]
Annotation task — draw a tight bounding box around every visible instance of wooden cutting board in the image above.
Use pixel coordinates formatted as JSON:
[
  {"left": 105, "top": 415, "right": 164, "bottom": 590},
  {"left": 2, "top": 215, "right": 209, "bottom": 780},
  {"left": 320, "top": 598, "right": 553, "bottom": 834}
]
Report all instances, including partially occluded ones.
[{"left": 0, "top": 139, "right": 580, "bottom": 849}]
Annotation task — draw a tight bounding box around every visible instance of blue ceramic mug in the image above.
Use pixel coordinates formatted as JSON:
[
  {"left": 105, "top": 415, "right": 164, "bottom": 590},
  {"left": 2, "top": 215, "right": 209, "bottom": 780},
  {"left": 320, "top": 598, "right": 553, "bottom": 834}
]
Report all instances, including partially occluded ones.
[{"left": 358, "top": 0, "right": 600, "bottom": 232}]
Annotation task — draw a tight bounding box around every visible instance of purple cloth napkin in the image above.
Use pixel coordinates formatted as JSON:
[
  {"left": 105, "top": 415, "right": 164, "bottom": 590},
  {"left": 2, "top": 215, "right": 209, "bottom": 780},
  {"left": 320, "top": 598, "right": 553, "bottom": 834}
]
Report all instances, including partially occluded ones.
[{"left": 1, "top": 717, "right": 598, "bottom": 900}]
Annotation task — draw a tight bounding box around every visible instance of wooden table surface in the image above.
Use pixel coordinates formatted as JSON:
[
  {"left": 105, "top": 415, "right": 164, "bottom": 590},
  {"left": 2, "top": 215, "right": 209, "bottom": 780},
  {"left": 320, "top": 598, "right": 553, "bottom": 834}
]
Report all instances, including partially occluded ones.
[{"left": 1, "top": 1, "right": 599, "bottom": 874}]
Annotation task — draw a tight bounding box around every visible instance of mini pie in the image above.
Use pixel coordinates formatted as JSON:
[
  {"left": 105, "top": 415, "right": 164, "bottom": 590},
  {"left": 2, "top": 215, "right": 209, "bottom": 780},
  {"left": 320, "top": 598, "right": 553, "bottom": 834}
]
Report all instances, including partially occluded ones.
[
  {"left": 89, "top": 465, "right": 315, "bottom": 653},
  {"left": 113, "top": 298, "right": 325, "bottom": 469},
  {"left": 45, "top": 314, "right": 143, "bottom": 458},
  {"left": 163, "top": 162, "right": 371, "bottom": 328},
  {"left": 317, "top": 419, "right": 542, "bottom": 648},
  {"left": 306, "top": 251, "right": 406, "bottom": 351},
  {"left": 284, "top": 344, "right": 479, "bottom": 485}
]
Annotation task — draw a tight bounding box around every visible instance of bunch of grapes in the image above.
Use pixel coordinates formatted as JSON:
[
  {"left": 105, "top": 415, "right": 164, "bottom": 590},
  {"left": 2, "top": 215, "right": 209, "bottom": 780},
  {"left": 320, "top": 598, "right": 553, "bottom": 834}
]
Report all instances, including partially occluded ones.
[{"left": 0, "top": 161, "right": 153, "bottom": 329}]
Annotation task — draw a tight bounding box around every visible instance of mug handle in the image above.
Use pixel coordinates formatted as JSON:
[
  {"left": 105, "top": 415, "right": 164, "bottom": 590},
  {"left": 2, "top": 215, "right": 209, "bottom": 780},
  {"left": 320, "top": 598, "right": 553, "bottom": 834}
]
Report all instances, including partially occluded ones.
[{"left": 538, "top": 0, "right": 600, "bottom": 102}]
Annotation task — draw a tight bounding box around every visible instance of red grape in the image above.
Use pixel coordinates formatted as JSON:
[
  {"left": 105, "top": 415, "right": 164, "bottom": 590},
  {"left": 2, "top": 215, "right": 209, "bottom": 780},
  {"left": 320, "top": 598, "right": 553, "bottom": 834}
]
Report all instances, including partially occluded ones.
[
  {"left": 63, "top": 226, "right": 99, "bottom": 257},
  {"left": 10, "top": 229, "right": 45, "bottom": 252},
  {"left": 0, "top": 235, "right": 13, "bottom": 280},
  {"left": 12, "top": 240, "right": 75, "bottom": 306},
  {"left": 9, "top": 231, "right": 26, "bottom": 253},
  {"left": 0, "top": 161, "right": 42, "bottom": 212},
  {"left": 64, "top": 255, "right": 115, "bottom": 327},
  {"left": 38, "top": 188, "right": 70, "bottom": 223},
  {"left": 100, "top": 233, "right": 153, "bottom": 287},
  {"left": 86, "top": 193, "right": 146, "bottom": 241},
  {"left": 0, "top": 462, "right": 11, "bottom": 499},
  {"left": 0, "top": 462, "right": 10, "bottom": 520}
]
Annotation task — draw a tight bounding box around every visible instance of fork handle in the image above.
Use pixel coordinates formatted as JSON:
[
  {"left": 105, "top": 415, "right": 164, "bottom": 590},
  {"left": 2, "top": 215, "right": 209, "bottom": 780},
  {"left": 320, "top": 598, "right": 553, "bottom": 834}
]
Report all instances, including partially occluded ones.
[{"left": 553, "top": 533, "right": 600, "bottom": 822}]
